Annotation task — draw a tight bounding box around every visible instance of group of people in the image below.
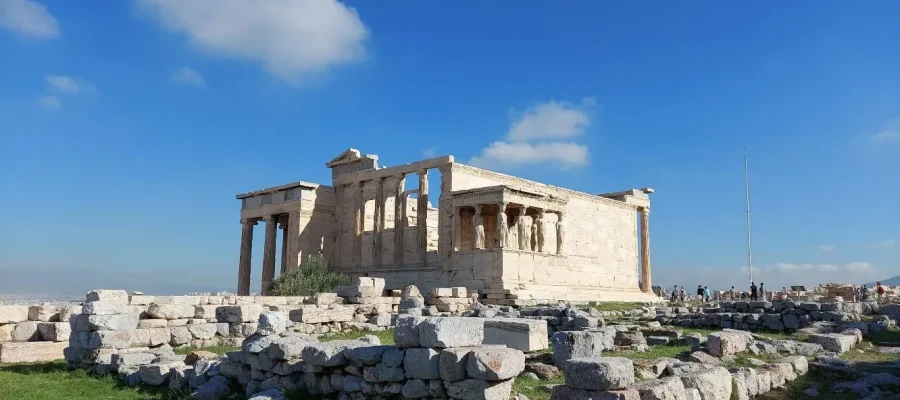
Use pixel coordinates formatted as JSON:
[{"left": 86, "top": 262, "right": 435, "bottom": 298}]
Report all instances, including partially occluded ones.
[{"left": 664, "top": 281, "right": 889, "bottom": 303}]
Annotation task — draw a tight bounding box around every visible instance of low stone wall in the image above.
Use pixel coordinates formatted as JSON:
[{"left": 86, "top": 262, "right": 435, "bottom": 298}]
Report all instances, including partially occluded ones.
[
  {"left": 656, "top": 300, "right": 890, "bottom": 331},
  {"left": 0, "top": 303, "right": 82, "bottom": 363}
]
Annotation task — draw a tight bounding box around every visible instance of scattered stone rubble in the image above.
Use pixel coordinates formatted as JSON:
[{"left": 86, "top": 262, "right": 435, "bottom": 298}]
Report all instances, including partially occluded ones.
[{"left": 656, "top": 300, "right": 885, "bottom": 331}]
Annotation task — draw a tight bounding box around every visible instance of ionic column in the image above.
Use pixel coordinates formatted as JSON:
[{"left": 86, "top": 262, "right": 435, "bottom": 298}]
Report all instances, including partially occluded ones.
[
  {"left": 496, "top": 203, "right": 508, "bottom": 248},
  {"left": 556, "top": 211, "right": 566, "bottom": 255},
  {"left": 640, "top": 207, "right": 652, "bottom": 292},
  {"left": 237, "top": 218, "right": 256, "bottom": 296},
  {"left": 279, "top": 217, "right": 289, "bottom": 274},
  {"left": 374, "top": 178, "right": 385, "bottom": 267},
  {"left": 352, "top": 182, "right": 363, "bottom": 268},
  {"left": 393, "top": 175, "right": 406, "bottom": 266},
  {"left": 417, "top": 169, "right": 429, "bottom": 264},
  {"left": 452, "top": 207, "right": 462, "bottom": 251},
  {"left": 261, "top": 215, "right": 277, "bottom": 295},
  {"left": 534, "top": 208, "right": 546, "bottom": 252},
  {"left": 473, "top": 204, "right": 485, "bottom": 249}
]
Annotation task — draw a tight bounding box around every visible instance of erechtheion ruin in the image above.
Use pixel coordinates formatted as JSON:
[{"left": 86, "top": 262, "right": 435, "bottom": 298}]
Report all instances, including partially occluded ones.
[{"left": 236, "top": 149, "right": 656, "bottom": 303}]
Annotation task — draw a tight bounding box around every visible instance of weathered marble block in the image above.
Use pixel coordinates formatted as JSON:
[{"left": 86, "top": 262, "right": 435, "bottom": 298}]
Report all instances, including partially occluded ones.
[
  {"left": 86, "top": 289, "right": 130, "bottom": 304},
  {"left": 483, "top": 318, "right": 548, "bottom": 352},
  {"left": 0, "top": 306, "right": 30, "bottom": 324}
]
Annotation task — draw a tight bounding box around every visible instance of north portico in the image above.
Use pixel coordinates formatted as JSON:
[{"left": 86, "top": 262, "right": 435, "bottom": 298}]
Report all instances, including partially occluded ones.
[{"left": 235, "top": 149, "right": 656, "bottom": 303}]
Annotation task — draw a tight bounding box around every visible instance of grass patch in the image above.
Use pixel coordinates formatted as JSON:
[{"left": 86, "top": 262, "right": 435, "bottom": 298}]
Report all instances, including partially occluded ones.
[
  {"left": 513, "top": 375, "right": 564, "bottom": 400},
  {"left": 320, "top": 328, "right": 395, "bottom": 345},
  {"left": 173, "top": 344, "right": 240, "bottom": 356},
  {"left": 587, "top": 302, "right": 644, "bottom": 312},
  {"left": 0, "top": 361, "right": 171, "bottom": 400},
  {"left": 867, "top": 327, "right": 900, "bottom": 345},
  {"left": 605, "top": 345, "right": 691, "bottom": 361}
]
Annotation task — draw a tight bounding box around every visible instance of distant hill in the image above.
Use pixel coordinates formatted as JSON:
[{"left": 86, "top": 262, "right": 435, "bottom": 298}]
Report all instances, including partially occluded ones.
[{"left": 866, "top": 275, "right": 900, "bottom": 287}]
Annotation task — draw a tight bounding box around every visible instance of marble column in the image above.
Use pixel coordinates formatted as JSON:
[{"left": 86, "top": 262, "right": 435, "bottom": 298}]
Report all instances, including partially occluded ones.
[
  {"left": 452, "top": 207, "right": 462, "bottom": 251},
  {"left": 374, "top": 178, "right": 385, "bottom": 267},
  {"left": 393, "top": 175, "right": 406, "bottom": 266},
  {"left": 279, "top": 218, "right": 289, "bottom": 274},
  {"left": 534, "top": 208, "right": 546, "bottom": 252},
  {"left": 417, "top": 169, "right": 429, "bottom": 264},
  {"left": 261, "top": 215, "right": 277, "bottom": 295},
  {"left": 496, "top": 203, "right": 508, "bottom": 248},
  {"left": 640, "top": 207, "right": 652, "bottom": 292},
  {"left": 473, "top": 205, "right": 485, "bottom": 249},
  {"left": 237, "top": 218, "right": 256, "bottom": 296},
  {"left": 556, "top": 211, "right": 565, "bottom": 255},
  {"left": 352, "top": 182, "right": 363, "bottom": 268}
]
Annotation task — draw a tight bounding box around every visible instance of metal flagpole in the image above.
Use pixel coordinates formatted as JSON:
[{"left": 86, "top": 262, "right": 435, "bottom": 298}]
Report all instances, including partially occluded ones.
[{"left": 744, "top": 144, "right": 754, "bottom": 286}]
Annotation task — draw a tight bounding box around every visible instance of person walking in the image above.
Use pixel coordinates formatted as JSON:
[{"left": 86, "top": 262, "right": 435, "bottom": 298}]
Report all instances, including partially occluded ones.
[
  {"left": 750, "top": 282, "right": 758, "bottom": 301},
  {"left": 759, "top": 283, "right": 766, "bottom": 301},
  {"left": 704, "top": 286, "right": 711, "bottom": 302},
  {"left": 671, "top": 285, "right": 678, "bottom": 302},
  {"left": 679, "top": 287, "right": 686, "bottom": 303},
  {"left": 729, "top": 286, "right": 737, "bottom": 300},
  {"left": 877, "top": 282, "right": 885, "bottom": 302},
  {"left": 696, "top": 285, "right": 704, "bottom": 301}
]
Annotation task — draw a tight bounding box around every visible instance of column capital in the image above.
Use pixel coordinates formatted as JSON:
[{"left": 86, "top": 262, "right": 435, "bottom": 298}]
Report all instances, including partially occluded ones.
[
  {"left": 556, "top": 211, "right": 565, "bottom": 220},
  {"left": 240, "top": 218, "right": 258, "bottom": 226},
  {"left": 263, "top": 215, "right": 277, "bottom": 223},
  {"left": 417, "top": 168, "right": 428, "bottom": 176}
]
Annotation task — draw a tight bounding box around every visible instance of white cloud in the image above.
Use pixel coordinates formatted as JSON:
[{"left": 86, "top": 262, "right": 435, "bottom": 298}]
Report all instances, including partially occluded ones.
[
  {"left": 845, "top": 262, "right": 875, "bottom": 272},
  {"left": 45, "top": 75, "right": 79, "bottom": 92},
  {"left": 38, "top": 95, "right": 61, "bottom": 110},
  {"left": 138, "top": 0, "right": 368, "bottom": 84},
  {"left": 469, "top": 98, "right": 595, "bottom": 170},
  {"left": 469, "top": 141, "right": 589, "bottom": 169},
  {"left": 817, "top": 244, "right": 837, "bottom": 252},
  {"left": 507, "top": 98, "right": 595, "bottom": 141},
  {"left": 874, "top": 239, "right": 895, "bottom": 248},
  {"left": 170, "top": 67, "right": 206, "bottom": 87},
  {"left": 872, "top": 130, "right": 898, "bottom": 141},
  {"left": 0, "top": 0, "right": 59, "bottom": 39},
  {"left": 421, "top": 147, "right": 436, "bottom": 158}
]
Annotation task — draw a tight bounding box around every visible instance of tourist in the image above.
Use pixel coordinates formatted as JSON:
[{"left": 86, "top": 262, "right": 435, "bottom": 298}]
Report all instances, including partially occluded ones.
[
  {"left": 781, "top": 286, "right": 789, "bottom": 300},
  {"left": 862, "top": 285, "right": 870, "bottom": 302},
  {"left": 730, "top": 286, "right": 737, "bottom": 300},
  {"left": 877, "top": 282, "right": 885, "bottom": 302},
  {"left": 750, "top": 282, "right": 758, "bottom": 301},
  {"left": 696, "top": 285, "right": 704, "bottom": 300},
  {"left": 854, "top": 285, "right": 861, "bottom": 302},
  {"left": 671, "top": 285, "right": 678, "bottom": 302},
  {"left": 759, "top": 283, "right": 766, "bottom": 301},
  {"left": 703, "top": 286, "right": 711, "bottom": 302},
  {"left": 679, "top": 287, "right": 686, "bottom": 303}
]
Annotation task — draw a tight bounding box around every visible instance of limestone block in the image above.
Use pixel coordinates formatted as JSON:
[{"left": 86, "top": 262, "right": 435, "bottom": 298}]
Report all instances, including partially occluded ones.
[
  {"left": 38, "top": 322, "right": 71, "bottom": 342},
  {"left": 345, "top": 345, "right": 391, "bottom": 366},
  {"left": 563, "top": 357, "right": 635, "bottom": 390},
  {"left": 755, "top": 370, "right": 772, "bottom": 394},
  {"left": 194, "top": 305, "right": 220, "bottom": 320},
  {"left": 431, "top": 288, "right": 453, "bottom": 297},
  {"left": 291, "top": 306, "right": 354, "bottom": 324},
  {"left": 768, "top": 362, "right": 797, "bottom": 382},
  {"left": 216, "top": 305, "right": 265, "bottom": 323},
  {"left": 301, "top": 340, "right": 369, "bottom": 366},
  {"left": 28, "top": 305, "right": 60, "bottom": 322},
  {"left": 147, "top": 304, "right": 196, "bottom": 320},
  {"left": 187, "top": 324, "right": 218, "bottom": 340},
  {"left": 132, "top": 328, "right": 171, "bottom": 347},
  {"left": 807, "top": 333, "right": 855, "bottom": 353},
  {"left": 86, "top": 314, "right": 140, "bottom": 331},
  {"left": 87, "top": 330, "right": 135, "bottom": 349},
  {"left": 12, "top": 321, "right": 40, "bottom": 341},
  {"left": 438, "top": 347, "right": 477, "bottom": 382},
  {"left": 0, "top": 324, "right": 13, "bottom": 342},
  {"left": 310, "top": 293, "right": 339, "bottom": 305},
  {"left": 776, "top": 355, "right": 808, "bottom": 375},
  {"left": 138, "top": 319, "right": 169, "bottom": 329},
  {"left": 257, "top": 312, "right": 287, "bottom": 336},
  {"left": 417, "top": 317, "right": 484, "bottom": 348},
  {"left": 0, "top": 306, "right": 31, "bottom": 323},
  {"left": 393, "top": 316, "right": 425, "bottom": 348},
  {"left": 443, "top": 378, "right": 514, "bottom": 400},
  {"left": 707, "top": 332, "right": 750, "bottom": 357},
  {"left": 368, "top": 313, "right": 392, "bottom": 327},
  {"left": 362, "top": 364, "right": 405, "bottom": 383},
  {"left": 730, "top": 367, "right": 759, "bottom": 399},
  {"left": 58, "top": 305, "right": 82, "bottom": 322},
  {"left": 268, "top": 335, "right": 318, "bottom": 360},
  {"left": 86, "top": 290, "right": 130, "bottom": 304},
  {"left": 551, "top": 329, "right": 616, "bottom": 365},
  {"left": 82, "top": 301, "right": 130, "bottom": 316},
  {"left": 139, "top": 361, "right": 182, "bottom": 386},
  {"left": 483, "top": 318, "right": 548, "bottom": 352},
  {"left": 549, "top": 386, "right": 641, "bottom": 400},
  {"left": 452, "top": 287, "right": 468, "bottom": 298},
  {"left": 679, "top": 367, "right": 732, "bottom": 400},
  {"left": 466, "top": 347, "right": 525, "bottom": 381},
  {"left": 0, "top": 341, "right": 67, "bottom": 363},
  {"left": 230, "top": 323, "right": 257, "bottom": 337},
  {"left": 633, "top": 376, "right": 687, "bottom": 400},
  {"left": 169, "top": 327, "right": 192, "bottom": 346},
  {"left": 404, "top": 347, "right": 441, "bottom": 379}
]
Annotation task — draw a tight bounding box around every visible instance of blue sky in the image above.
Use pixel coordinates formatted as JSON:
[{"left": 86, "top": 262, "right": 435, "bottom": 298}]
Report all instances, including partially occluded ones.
[{"left": 1, "top": 0, "right": 898, "bottom": 296}]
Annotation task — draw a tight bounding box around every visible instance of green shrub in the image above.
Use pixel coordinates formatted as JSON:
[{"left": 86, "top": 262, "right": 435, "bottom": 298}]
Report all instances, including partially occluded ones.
[{"left": 268, "top": 254, "right": 349, "bottom": 296}]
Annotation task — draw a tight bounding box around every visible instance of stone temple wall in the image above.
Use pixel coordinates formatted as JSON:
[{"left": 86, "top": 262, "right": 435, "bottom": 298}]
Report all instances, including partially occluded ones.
[{"left": 0, "top": 303, "right": 81, "bottom": 363}]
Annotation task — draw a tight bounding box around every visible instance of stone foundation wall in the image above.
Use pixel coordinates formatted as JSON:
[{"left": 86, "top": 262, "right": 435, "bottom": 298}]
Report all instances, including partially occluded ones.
[
  {"left": 0, "top": 303, "right": 82, "bottom": 363},
  {"left": 656, "top": 300, "right": 884, "bottom": 331}
]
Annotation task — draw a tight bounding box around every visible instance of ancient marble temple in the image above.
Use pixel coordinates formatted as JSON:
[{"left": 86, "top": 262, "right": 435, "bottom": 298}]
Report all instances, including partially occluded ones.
[{"left": 235, "top": 149, "right": 657, "bottom": 304}]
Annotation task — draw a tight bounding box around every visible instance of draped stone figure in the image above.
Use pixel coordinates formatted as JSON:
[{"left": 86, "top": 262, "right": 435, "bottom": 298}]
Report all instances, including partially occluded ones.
[
  {"left": 508, "top": 213, "right": 519, "bottom": 250},
  {"left": 497, "top": 203, "right": 508, "bottom": 248},
  {"left": 474, "top": 205, "right": 485, "bottom": 249},
  {"left": 556, "top": 212, "right": 565, "bottom": 254},
  {"left": 534, "top": 209, "right": 545, "bottom": 252},
  {"left": 520, "top": 215, "right": 533, "bottom": 251}
]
